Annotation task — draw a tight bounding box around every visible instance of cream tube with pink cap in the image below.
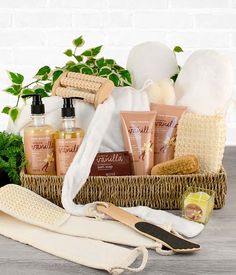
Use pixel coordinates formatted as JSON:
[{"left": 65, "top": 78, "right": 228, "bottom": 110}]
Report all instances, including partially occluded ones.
[{"left": 120, "top": 111, "right": 156, "bottom": 175}]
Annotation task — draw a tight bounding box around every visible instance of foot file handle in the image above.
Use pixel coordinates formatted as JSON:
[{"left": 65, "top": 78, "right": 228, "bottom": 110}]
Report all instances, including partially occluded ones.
[{"left": 97, "top": 202, "right": 200, "bottom": 253}]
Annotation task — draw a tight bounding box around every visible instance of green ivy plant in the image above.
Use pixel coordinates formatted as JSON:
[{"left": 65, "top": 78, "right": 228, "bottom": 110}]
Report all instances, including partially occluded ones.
[
  {"left": 2, "top": 35, "right": 133, "bottom": 123},
  {"left": 171, "top": 45, "right": 184, "bottom": 82},
  {"left": 0, "top": 132, "right": 26, "bottom": 185}
]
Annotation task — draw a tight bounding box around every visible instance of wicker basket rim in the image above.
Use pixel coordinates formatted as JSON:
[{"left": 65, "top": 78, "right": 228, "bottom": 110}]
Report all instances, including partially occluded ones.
[{"left": 21, "top": 167, "right": 226, "bottom": 180}]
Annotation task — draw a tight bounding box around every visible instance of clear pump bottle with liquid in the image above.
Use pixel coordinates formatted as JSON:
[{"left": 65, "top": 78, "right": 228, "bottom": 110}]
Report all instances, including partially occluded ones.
[
  {"left": 23, "top": 94, "right": 56, "bottom": 175},
  {"left": 54, "top": 98, "right": 84, "bottom": 176}
]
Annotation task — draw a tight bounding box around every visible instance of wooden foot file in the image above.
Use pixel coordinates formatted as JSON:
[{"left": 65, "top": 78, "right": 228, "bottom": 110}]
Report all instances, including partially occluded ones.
[{"left": 97, "top": 202, "right": 200, "bottom": 253}]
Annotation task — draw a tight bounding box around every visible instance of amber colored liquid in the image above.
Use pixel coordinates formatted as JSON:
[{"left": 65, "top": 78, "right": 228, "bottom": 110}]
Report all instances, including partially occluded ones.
[
  {"left": 54, "top": 128, "right": 84, "bottom": 176},
  {"left": 24, "top": 124, "right": 56, "bottom": 175}
]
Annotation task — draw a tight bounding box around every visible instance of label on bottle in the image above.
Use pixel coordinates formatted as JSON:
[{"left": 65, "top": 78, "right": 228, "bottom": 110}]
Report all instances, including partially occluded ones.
[
  {"left": 25, "top": 135, "right": 56, "bottom": 175},
  {"left": 55, "top": 138, "right": 82, "bottom": 176}
]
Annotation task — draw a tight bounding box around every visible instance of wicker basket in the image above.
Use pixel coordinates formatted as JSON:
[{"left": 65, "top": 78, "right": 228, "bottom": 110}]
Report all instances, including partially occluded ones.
[{"left": 20, "top": 168, "right": 227, "bottom": 209}]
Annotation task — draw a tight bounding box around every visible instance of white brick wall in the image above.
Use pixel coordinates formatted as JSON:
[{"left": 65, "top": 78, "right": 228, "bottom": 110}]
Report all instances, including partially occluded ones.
[{"left": 0, "top": 0, "right": 235, "bottom": 144}]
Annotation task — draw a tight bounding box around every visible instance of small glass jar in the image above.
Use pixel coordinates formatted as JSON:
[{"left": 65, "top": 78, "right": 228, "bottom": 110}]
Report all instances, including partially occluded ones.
[{"left": 182, "top": 186, "right": 215, "bottom": 224}]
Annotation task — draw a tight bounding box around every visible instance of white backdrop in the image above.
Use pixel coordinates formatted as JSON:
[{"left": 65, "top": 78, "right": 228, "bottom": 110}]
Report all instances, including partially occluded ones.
[{"left": 0, "top": 0, "right": 236, "bottom": 144}]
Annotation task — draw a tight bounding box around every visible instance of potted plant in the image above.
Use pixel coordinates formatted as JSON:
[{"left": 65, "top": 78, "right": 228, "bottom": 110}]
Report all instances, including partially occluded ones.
[{"left": 0, "top": 132, "right": 26, "bottom": 187}]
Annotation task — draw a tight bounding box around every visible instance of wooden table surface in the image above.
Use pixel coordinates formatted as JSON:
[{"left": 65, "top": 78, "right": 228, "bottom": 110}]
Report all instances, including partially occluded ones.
[{"left": 0, "top": 147, "right": 236, "bottom": 275}]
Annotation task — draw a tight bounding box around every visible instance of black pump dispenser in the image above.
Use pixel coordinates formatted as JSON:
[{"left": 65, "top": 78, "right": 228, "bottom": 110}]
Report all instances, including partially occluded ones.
[
  {"left": 21, "top": 94, "right": 45, "bottom": 115},
  {"left": 31, "top": 94, "right": 45, "bottom": 115},
  {"left": 62, "top": 98, "right": 75, "bottom": 118}
]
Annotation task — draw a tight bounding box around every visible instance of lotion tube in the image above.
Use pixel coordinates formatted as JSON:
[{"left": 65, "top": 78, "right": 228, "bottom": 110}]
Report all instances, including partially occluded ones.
[
  {"left": 150, "top": 103, "right": 187, "bottom": 164},
  {"left": 120, "top": 111, "right": 156, "bottom": 175}
]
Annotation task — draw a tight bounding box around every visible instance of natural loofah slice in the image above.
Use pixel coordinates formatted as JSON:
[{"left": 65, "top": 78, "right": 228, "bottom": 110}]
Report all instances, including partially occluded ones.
[
  {"left": 151, "top": 155, "right": 199, "bottom": 176},
  {"left": 174, "top": 113, "right": 226, "bottom": 173},
  {"left": 147, "top": 79, "right": 176, "bottom": 105}
]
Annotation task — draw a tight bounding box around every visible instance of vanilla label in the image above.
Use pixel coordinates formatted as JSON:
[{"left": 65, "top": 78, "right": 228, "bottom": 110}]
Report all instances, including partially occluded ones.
[
  {"left": 25, "top": 135, "right": 56, "bottom": 175},
  {"left": 55, "top": 138, "right": 82, "bottom": 176}
]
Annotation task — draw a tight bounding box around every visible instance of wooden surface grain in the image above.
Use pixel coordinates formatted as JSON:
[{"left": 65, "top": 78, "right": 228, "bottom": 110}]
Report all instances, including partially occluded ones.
[{"left": 0, "top": 147, "right": 236, "bottom": 275}]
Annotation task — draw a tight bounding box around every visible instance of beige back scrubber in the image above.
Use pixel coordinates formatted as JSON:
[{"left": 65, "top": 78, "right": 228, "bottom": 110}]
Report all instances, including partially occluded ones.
[
  {"left": 0, "top": 184, "right": 170, "bottom": 252},
  {"left": 0, "top": 184, "right": 149, "bottom": 274},
  {"left": 52, "top": 71, "right": 114, "bottom": 107}
]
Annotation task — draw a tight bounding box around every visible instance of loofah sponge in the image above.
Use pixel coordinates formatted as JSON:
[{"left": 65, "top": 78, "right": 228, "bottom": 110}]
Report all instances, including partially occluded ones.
[
  {"left": 0, "top": 184, "right": 69, "bottom": 228},
  {"left": 146, "top": 79, "right": 176, "bottom": 105},
  {"left": 174, "top": 113, "right": 226, "bottom": 173},
  {"left": 151, "top": 155, "right": 199, "bottom": 175}
]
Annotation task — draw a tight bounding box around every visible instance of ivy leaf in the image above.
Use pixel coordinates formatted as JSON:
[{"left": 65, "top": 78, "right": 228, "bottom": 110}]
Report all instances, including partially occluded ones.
[
  {"left": 64, "top": 49, "right": 73, "bottom": 57},
  {"left": 108, "top": 73, "right": 120, "bottom": 87},
  {"left": 119, "top": 70, "right": 132, "bottom": 86},
  {"left": 35, "top": 66, "right": 51, "bottom": 76},
  {"left": 10, "top": 107, "right": 19, "bottom": 122},
  {"left": 69, "top": 64, "right": 87, "bottom": 72},
  {"left": 21, "top": 88, "right": 34, "bottom": 96},
  {"left": 170, "top": 73, "right": 178, "bottom": 82},
  {"left": 41, "top": 73, "right": 49, "bottom": 81},
  {"left": 95, "top": 57, "right": 105, "bottom": 68},
  {"left": 7, "top": 72, "right": 24, "bottom": 85},
  {"left": 82, "top": 45, "right": 102, "bottom": 58},
  {"left": 52, "top": 70, "right": 63, "bottom": 82},
  {"left": 93, "top": 68, "right": 98, "bottom": 75},
  {"left": 85, "top": 58, "right": 95, "bottom": 67},
  {"left": 80, "top": 65, "right": 93, "bottom": 75},
  {"left": 75, "top": 55, "right": 83, "bottom": 62},
  {"left": 113, "top": 64, "right": 124, "bottom": 72},
  {"left": 2, "top": 106, "right": 11, "bottom": 115},
  {"left": 65, "top": 61, "right": 76, "bottom": 67},
  {"left": 173, "top": 46, "right": 183, "bottom": 53},
  {"left": 4, "top": 85, "right": 21, "bottom": 96},
  {"left": 105, "top": 59, "right": 116, "bottom": 66},
  {"left": 73, "top": 36, "right": 85, "bottom": 48},
  {"left": 44, "top": 83, "right": 52, "bottom": 93},
  {"left": 98, "top": 66, "right": 112, "bottom": 76},
  {"left": 81, "top": 49, "right": 92, "bottom": 57},
  {"left": 92, "top": 45, "right": 102, "bottom": 56},
  {"left": 34, "top": 88, "right": 48, "bottom": 98}
]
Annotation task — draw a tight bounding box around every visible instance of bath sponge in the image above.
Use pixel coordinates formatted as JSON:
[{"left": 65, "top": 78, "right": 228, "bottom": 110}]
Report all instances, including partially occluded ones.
[
  {"left": 147, "top": 79, "right": 176, "bottom": 105},
  {"left": 175, "top": 113, "right": 226, "bottom": 173},
  {"left": 127, "top": 42, "right": 179, "bottom": 89},
  {"left": 175, "top": 50, "right": 234, "bottom": 115}
]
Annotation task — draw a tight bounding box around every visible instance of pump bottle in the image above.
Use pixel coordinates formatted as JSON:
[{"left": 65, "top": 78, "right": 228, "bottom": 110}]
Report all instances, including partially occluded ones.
[
  {"left": 54, "top": 98, "right": 84, "bottom": 176},
  {"left": 23, "top": 94, "right": 56, "bottom": 175}
]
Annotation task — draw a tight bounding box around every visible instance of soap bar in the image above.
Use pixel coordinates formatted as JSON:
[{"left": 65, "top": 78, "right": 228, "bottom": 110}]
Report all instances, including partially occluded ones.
[{"left": 90, "top": 151, "right": 133, "bottom": 176}]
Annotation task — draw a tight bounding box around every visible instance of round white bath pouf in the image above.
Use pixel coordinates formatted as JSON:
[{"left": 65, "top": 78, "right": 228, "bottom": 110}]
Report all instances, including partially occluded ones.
[
  {"left": 127, "top": 41, "right": 179, "bottom": 89},
  {"left": 175, "top": 50, "right": 234, "bottom": 115}
]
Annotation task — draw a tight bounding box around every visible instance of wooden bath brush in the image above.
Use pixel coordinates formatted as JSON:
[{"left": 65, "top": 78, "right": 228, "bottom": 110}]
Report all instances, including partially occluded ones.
[
  {"left": 52, "top": 71, "right": 114, "bottom": 107},
  {"left": 97, "top": 202, "right": 200, "bottom": 253}
]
